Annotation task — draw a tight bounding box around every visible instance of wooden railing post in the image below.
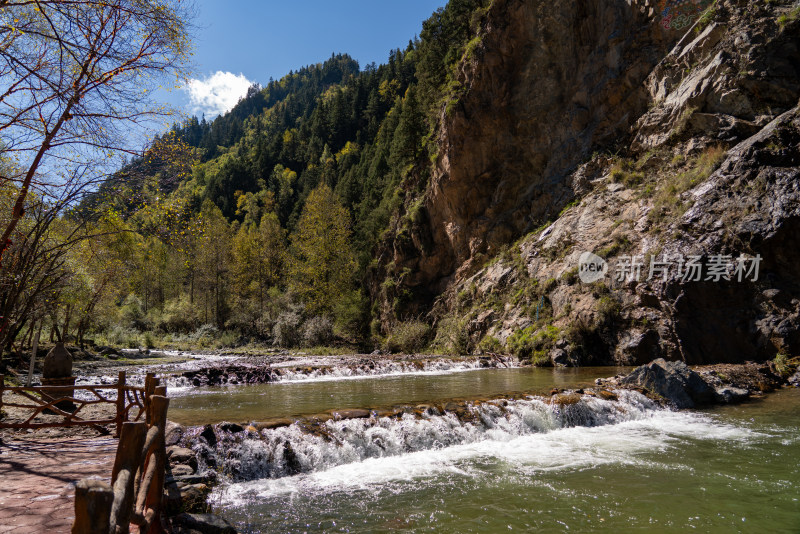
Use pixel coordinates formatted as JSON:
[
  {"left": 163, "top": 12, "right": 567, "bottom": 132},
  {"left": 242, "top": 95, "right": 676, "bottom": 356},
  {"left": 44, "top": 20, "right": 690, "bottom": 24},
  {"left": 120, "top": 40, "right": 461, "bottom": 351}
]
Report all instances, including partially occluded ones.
[
  {"left": 143, "top": 373, "right": 156, "bottom": 425},
  {"left": 72, "top": 479, "right": 113, "bottom": 534},
  {"left": 133, "top": 394, "right": 169, "bottom": 534},
  {"left": 115, "top": 371, "right": 126, "bottom": 437},
  {"left": 110, "top": 421, "right": 147, "bottom": 534}
]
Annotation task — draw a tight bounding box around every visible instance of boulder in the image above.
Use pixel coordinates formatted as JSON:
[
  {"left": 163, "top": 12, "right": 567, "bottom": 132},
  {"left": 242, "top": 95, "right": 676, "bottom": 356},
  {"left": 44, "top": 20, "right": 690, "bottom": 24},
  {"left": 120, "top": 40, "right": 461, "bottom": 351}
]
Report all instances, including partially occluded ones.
[
  {"left": 620, "top": 358, "right": 715, "bottom": 408},
  {"left": 219, "top": 422, "right": 244, "bottom": 433},
  {"left": 171, "top": 513, "right": 237, "bottom": 534},
  {"left": 165, "top": 421, "right": 185, "bottom": 446},
  {"left": 788, "top": 371, "right": 800, "bottom": 387},
  {"left": 167, "top": 472, "right": 216, "bottom": 486},
  {"left": 200, "top": 425, "right": 217, "bottom": 447},
  {"left": 549, "top": 348, "right": 569, "bottom": 367},
  {"left": 714, "top": 387, "right": 750, "bottom": 404},
  {"left": 169, "top": 464, "right": 195, "bottom": 477},
  {"left": 168, "top": 446, "right": 198, "bottom": 471}
]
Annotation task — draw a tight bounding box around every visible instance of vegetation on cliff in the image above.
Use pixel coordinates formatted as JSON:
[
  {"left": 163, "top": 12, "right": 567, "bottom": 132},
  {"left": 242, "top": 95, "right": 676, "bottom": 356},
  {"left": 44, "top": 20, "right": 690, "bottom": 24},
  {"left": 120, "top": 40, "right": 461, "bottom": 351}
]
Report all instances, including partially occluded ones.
[{"left": 2, "top": 0, "right": 799, "bottom": 366}]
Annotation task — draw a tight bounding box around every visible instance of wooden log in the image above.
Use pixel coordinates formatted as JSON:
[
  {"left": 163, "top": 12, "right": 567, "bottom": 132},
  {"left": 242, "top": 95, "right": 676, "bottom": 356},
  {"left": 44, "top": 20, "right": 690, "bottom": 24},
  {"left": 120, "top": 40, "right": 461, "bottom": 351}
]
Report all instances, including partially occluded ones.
[
  {"left": 0, "top": 374, "right": 4, "bottom": 417},
  {"left": 116, "top": 371, "right": 126, "bottom": 437},
  {"left": 144, "top": 374, "right": 156, "bottom": 425},
  {"left": 110, "top": 421, "right": 147, "bottom": 534},
  {"left": 72, "top": 479, "right": 113, "bottom": 534},
  {"left": 134, "top": 395, "right": 169, "bottom": 534}
]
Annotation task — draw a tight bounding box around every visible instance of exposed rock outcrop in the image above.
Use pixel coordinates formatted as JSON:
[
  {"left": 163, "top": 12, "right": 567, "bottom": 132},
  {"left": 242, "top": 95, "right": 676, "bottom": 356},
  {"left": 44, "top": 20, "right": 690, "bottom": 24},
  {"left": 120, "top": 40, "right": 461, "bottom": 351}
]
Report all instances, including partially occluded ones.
[
  {"left": 619, "top": 358, "right": 716, "bottom": 408},
  {"left": 378, "top": 0, "right": 678, "bottom": 319},
  {"left": 380, "top": 0, "right": 800, "bottom": 366}
]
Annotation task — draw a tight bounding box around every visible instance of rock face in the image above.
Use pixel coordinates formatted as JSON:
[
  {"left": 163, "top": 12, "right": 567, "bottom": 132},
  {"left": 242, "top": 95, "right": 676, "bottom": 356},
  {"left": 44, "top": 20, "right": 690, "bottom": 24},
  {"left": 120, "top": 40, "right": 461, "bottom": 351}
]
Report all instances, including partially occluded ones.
[
  {"left": 379, "top": 0, "right": 800, "bottom": 366},
  {"left": 620, "top": 358, "right": 716, "bottom": 408},
  {"left": 379, "top": 0, "right": 676, "bottom": 317}
]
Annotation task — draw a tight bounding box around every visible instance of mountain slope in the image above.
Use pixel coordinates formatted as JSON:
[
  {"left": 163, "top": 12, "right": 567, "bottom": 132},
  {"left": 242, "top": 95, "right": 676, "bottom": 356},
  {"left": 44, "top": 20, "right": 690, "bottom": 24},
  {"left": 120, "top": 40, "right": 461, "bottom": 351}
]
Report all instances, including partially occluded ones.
[{"left": 419, "top": 0, "right": 800, "bottom": 364}]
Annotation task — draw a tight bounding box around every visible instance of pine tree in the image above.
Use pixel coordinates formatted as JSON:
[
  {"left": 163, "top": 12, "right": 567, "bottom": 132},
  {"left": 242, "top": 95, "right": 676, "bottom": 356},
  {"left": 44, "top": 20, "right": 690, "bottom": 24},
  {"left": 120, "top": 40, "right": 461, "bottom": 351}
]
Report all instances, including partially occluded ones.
[{"left": 288, "top": 184, "right": 356, "bottom": 315}]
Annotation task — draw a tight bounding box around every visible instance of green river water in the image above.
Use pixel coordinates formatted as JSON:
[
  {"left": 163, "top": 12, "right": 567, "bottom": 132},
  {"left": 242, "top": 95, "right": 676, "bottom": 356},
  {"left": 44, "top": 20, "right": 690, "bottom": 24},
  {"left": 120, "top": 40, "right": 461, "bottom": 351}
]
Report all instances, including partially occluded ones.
[
  {"left": 168, "top": 367, "right": 627, "bottom": 425},
  {"left": 173, "top": 367, "right": 800, "bottom": 533}
]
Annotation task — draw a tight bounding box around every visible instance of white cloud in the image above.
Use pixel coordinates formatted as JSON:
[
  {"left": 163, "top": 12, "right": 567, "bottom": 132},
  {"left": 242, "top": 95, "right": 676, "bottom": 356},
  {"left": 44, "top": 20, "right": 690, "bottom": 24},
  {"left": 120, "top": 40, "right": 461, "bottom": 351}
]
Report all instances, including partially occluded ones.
[{"left": 185, "top": 71, "right": 253, "bottom": 117}]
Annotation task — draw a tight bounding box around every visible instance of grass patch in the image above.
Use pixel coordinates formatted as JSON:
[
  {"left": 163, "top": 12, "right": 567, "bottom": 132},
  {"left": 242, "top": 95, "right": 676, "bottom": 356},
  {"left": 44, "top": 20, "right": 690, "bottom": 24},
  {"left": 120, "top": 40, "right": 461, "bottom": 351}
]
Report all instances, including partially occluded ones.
[
  {"left": 597, "top": 233, "right": 632, "bottom": 259},
  {"left": 610, "top": 159, "right": 645, "bottom": 187},
  {"left": 778, "top": 5, "right": 800, "bottom": 27},
  {"left": 507, "top": 325, "right": 559, "bottom": 366},
  {"left": 648, "top": 145, "right": 726, "bottom": 225},
  {"left": 695, "top": 1, "right": 717, "bottom": 33}
]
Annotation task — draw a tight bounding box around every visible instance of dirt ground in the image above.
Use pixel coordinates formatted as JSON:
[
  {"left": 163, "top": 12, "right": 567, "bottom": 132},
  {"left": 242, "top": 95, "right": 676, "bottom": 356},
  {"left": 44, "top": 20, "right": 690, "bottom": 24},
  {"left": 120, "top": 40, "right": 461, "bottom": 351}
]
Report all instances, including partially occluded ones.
[{"left": 0, "top": 436, "right": 117, "bottom": 533}]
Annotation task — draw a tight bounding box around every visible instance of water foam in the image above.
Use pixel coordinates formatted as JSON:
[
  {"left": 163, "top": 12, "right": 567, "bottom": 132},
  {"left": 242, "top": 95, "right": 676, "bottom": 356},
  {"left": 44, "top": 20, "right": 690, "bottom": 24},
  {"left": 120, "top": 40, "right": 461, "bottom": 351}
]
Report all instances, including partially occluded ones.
[
  {"left": 202, "top": 390, "right": 665, "bottom": 483},
  {"left": 210, "top": 396, "right": 758, "bottom": 509}
]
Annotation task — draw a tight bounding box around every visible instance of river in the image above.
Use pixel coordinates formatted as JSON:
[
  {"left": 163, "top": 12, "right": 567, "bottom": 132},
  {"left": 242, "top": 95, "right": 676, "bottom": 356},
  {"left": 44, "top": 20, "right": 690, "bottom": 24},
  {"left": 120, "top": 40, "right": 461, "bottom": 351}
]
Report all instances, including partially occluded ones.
[{"left": 173, "top": 366, "right": 800, "bottom": 533}]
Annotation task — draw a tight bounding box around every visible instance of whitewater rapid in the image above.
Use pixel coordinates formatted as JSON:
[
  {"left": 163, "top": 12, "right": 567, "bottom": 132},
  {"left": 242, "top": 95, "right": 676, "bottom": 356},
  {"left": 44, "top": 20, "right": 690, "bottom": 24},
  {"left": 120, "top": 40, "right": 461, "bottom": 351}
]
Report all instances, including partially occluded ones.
[{"left": 207, "top": 390, "right": 758, "bottom": 508}]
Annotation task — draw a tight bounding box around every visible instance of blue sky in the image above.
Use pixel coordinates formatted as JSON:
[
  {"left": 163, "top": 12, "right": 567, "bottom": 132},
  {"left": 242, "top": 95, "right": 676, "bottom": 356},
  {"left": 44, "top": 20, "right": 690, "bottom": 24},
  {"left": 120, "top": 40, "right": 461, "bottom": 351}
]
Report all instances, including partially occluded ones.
[{"left": 171, "top": 1, "right": 447, "bottom": 119}]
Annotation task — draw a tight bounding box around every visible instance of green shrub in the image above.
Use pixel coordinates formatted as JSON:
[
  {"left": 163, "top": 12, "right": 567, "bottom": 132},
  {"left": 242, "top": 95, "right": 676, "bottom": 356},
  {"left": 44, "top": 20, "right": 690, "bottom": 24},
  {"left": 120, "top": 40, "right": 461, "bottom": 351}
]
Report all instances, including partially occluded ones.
[
  {"left": 386, "top": 320, "right": 433, "bottom": 353},
  {"left": 561, "top": 266, "right": 579, "bottom": 285},
  {"left": 478, "top": 335, "right": 503, "bottom": 354},
  {"left": 695, "top": 1, "right": 716, "bottom": 33},
  {"left": 595, "top": 296, "right": 621, "bottom": 326},
  {"left": 507, "top": 325, "right": 559, "bottom": 366},
  {"left": 273, "top": 311, "right": 302, "bottom": 348},
  {"left": 773, "top": 352, "right": 799, "bottom": 378},
  {"left": 302, "top": 316, "right": 334, "bottom": 347},
  {"left": 433, "top": 316, "right": 470, "bottom": 355},
  {"left": 777, "top": 4, "right": 800, "bottom": 27}
]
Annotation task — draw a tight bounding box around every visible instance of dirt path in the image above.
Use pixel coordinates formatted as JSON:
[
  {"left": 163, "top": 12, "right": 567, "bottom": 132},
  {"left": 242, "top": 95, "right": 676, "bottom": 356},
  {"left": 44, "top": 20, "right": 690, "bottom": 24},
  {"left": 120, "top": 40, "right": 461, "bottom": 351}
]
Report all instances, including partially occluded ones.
[{"left": 0, "top": 436, "right": 116, "bottom": 533}]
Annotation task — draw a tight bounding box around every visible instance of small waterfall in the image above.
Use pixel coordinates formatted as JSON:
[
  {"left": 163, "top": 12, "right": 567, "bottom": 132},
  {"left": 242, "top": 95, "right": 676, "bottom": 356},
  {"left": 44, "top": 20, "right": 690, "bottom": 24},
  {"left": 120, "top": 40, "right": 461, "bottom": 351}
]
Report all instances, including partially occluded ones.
[
  {"left": 269, "top": 356, "right": 518, "bottom": 383},
  {"left": 195, "top": 389, "right": 660, "bottom": 483},
  {"left": 181, "top": 355, "right": 519, "bottom": 387}
]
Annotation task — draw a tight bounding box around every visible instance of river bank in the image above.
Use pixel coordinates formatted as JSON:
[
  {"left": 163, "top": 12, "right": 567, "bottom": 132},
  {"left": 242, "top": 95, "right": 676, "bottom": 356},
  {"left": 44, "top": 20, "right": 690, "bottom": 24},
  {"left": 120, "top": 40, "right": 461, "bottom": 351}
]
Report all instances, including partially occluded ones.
[{"left": 3, "top": 352, "right": 797, "bottom": 533}]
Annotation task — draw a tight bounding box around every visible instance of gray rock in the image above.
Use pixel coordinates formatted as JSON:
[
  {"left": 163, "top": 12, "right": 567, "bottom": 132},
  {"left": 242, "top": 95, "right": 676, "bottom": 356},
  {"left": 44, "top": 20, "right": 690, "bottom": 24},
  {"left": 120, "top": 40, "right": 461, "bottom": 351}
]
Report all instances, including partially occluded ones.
[
  {"left": 169, "top": 464, "right": 195, "bottom": 477},
  {"left": 166, "top": 421, "right": 185, "bottom": 446},
  {"left": 43, "top": 342, "right": 73, "bottom": 378},
  {"left": 166, "top": 472, "right": 217, "bottom": 486},
  {"left": 200, "top": 424, "right": 217, "bottom": 447},
  {"left": 168, "top": 446, "right": 198, "bottom": 471},
  {"left": 714, "top": 387, "right": 750, "bottom": 404},
  {"left": 620, "top": 358, "right": 715, "bottom": 409},
  {"left": 219, "top": 422, "right": 244, "bottom": 433},
  {"left": 549, "top": 348, "right": 569, "bottom": 367},
  {"left": 172, "top": 513, "right": 236, "bottom": 534},
  {"left": 789, "top": 371, "right": 800, "bottom": 387},
  {"left": 163, "top": 483, "right": 213, "bottom": 516}
]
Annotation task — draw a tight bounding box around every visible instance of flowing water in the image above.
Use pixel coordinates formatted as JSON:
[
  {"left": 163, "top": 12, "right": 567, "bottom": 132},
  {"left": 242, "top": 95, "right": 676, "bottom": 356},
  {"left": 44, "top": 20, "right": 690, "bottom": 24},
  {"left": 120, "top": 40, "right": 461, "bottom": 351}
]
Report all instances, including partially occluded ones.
[
  {"left": 169, "top": 367, "right": 626, "bottom": 425},
  {"left": 190, "top": 375, "right": 799, "bottom": 533}
]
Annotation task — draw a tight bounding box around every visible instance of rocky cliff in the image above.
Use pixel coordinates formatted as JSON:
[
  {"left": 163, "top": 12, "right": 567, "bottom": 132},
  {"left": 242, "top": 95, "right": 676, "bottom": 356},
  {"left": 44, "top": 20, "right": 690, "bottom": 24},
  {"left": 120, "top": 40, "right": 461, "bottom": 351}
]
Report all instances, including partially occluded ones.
[{"left": 378, "top": 0, "right": 800, "bottom": 365}]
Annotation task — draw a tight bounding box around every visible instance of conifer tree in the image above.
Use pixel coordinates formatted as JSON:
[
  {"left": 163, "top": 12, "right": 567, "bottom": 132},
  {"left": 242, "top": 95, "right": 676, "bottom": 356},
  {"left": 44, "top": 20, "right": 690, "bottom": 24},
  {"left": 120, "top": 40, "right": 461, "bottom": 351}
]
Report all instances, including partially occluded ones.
[{"left": 288, "top": 184, "right": 356, "bottom": 315}]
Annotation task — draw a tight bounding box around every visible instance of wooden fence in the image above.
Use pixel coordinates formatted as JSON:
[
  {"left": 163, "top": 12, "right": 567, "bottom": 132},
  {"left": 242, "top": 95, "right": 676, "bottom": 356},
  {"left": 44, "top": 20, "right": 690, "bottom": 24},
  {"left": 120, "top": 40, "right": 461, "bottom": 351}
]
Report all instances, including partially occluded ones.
[
  {"left": 0, "top": 371, "right": 148, "bottom": 436},
  {"left": 73, "top": 374, "right": 170, "bottom": 534}
]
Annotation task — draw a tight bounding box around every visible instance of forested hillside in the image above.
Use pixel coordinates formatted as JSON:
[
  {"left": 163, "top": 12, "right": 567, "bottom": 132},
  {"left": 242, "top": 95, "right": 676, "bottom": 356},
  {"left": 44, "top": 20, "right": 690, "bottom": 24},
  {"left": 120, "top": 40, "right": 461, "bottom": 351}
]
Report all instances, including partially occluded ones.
[
  {"left": 6, "top": 0, "right": 799, "bottom": 366},
  {"left": 0, "top": 0, "right": 491, "bottom": 353}
]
